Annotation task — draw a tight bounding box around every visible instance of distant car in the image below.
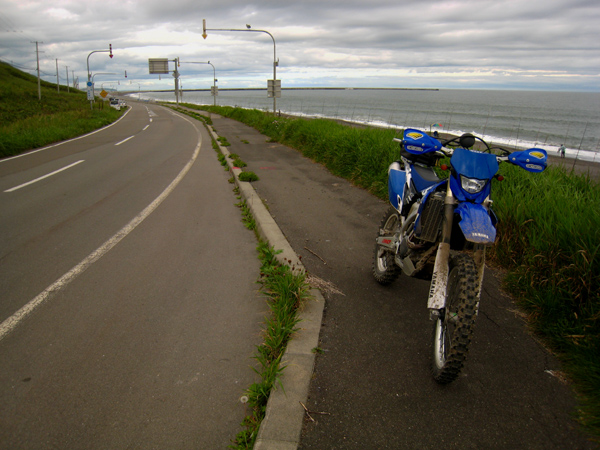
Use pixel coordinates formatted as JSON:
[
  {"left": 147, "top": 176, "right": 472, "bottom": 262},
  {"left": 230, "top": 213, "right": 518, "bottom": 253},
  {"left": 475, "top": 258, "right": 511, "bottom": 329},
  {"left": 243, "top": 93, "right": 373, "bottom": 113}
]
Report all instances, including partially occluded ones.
[{"left": 109, "top": 97, "right": 120, "bottom": 110}]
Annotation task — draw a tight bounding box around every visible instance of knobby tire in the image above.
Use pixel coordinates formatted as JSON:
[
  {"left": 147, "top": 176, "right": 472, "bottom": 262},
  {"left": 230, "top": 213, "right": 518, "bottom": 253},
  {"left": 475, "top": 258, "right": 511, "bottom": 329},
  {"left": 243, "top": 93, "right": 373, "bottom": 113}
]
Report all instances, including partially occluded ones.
[
  {"left": 372, "top": 206, "right": 401, "bottom": 285},
  {"left": 431, "top": 252, "right": 479, "bottom": 384}
]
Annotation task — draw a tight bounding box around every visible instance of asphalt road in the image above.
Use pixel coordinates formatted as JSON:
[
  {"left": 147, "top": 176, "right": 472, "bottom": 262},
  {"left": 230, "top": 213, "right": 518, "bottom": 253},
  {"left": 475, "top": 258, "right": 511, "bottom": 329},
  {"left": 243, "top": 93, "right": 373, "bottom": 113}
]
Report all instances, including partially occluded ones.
[
  {"left": 0, "top": 102, "right": 264, "bottom": 449},
  {"left": 208, "top": 113, "right": 596, "bottom": 450}
]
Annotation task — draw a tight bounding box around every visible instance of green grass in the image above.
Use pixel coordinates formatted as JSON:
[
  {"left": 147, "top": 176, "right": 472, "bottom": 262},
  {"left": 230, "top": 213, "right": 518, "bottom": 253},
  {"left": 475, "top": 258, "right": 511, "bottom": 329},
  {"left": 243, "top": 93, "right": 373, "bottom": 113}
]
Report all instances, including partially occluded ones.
[
  {"left": 238, "top": 171, "right": 259, "bottom": 182},
  {"left": 0, "top": 61, "right": 123, "bottom": 158},
  {"left": 188, "top": 104, "right": 600, "bottom": 441}
]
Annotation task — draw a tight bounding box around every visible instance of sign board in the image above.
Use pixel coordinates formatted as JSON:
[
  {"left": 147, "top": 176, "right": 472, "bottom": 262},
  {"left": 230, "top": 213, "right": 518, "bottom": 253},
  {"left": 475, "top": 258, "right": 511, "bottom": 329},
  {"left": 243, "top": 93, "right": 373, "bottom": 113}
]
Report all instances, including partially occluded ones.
[
  {"left": 100, "top": 90, "right": 108, "bottom": 98},
  {"left": 211, "top": 86, "right": 218, "bottom": 96},
  {"left": 267, "top": 79, "right": 281, "bottom": 98},
  {"left": 87, "top": 83, "right": 94, "bottom": 101},
  {"left": 149, "top": 58, "right": 170, "bottom": 74}
]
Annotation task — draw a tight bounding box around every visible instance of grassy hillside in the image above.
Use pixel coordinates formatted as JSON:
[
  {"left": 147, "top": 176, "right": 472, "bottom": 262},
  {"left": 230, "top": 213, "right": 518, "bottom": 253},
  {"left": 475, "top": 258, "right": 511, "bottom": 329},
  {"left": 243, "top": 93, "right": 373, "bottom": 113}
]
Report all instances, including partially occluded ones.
[{"left": 0, "top": 61, "right": 122, "bottom": 158}]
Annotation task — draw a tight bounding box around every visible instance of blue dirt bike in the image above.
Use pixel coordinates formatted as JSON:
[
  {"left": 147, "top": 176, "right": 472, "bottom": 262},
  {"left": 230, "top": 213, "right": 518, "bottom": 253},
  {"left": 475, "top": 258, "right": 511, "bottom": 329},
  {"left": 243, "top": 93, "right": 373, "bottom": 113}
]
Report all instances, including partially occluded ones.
[{"left": 372, "top": 129, "right": 547, "bottom": 384}]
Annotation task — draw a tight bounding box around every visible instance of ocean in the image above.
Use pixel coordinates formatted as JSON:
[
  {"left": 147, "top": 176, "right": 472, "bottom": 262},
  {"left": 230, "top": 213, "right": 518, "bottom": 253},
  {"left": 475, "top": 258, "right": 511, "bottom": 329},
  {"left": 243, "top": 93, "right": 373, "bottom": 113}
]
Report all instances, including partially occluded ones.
[{"left": 131, "top": 88, "right": 600, "bottom": 162}]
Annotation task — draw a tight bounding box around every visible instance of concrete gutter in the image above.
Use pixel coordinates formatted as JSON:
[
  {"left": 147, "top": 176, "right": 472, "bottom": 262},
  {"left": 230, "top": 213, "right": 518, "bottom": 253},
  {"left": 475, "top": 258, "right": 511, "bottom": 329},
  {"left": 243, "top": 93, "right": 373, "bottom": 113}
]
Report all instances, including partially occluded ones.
[{"left": 206, "top": 123, "right": 324, "bottom": 450}]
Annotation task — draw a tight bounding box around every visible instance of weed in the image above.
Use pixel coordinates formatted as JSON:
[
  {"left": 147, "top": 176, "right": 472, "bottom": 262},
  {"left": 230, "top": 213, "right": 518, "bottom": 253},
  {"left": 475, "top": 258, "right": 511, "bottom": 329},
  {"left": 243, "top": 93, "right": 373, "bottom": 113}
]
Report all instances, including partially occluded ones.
[
  {"left": 218, "top": 136, "right": 231, "bottom": 147},
  {"left": 238, "top": 171, "right": 259, "bottom": 182},
  {"left": 235, "top": 199, "right": 256, "bottom": 230},
  {"left": 230, "top": 241, "right": 310, "bottom": 449}
]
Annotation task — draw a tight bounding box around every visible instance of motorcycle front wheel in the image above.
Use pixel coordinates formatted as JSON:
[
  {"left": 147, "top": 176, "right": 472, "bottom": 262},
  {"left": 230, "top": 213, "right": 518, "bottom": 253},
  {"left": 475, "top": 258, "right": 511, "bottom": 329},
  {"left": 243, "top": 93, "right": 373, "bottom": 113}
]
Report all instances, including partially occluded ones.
[
  {"left": 431, "top": 252, "right": 479, "bottom": 384},
  {"left": 372, "top": 206, "right": 401, "bottom": 285}
]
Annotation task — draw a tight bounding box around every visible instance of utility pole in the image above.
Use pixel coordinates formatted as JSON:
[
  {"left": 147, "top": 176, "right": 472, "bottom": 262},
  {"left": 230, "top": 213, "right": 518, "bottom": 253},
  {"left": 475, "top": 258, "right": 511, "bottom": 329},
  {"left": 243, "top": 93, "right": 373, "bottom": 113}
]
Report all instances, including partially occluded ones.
[
  {"left": 56, "top": 59, "right": 59, "bottom": 93},
  {"left": 31, "top": 41, "right": 43, "bottom": 100},
  {"left": 65, "top": 66, "right": 70, "bottom": 93}
]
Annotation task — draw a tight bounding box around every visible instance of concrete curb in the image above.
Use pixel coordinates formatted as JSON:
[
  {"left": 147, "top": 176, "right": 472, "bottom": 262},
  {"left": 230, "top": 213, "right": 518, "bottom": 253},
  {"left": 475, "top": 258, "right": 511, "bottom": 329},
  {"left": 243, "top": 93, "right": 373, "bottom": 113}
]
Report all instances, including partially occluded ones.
[{"left": 206, "top": 123, "right": 324, "bottom": 450}]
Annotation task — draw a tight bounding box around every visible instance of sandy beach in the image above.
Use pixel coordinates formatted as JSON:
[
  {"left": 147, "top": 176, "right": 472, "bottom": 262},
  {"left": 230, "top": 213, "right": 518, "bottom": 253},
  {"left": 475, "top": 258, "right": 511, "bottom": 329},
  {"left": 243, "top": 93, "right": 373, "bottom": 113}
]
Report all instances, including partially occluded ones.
[{"left": 546, "top": 153, "right": 600, "bottom": 181}]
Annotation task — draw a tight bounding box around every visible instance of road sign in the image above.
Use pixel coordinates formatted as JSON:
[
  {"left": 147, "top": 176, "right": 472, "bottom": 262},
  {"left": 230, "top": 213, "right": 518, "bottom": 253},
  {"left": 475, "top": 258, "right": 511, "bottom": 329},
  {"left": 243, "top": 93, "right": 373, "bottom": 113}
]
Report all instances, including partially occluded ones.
[
  {"left": 211, "top": 86, "right": 218, "bottom": 96},
  {"left": 100, "top": 90, "right": 108, "bottom": 98},
  {"left": 87, "top": 83, "right": 94, "bottom": 101},
  {"left": 148, "top": 58, "right": 170, "bottom": 74},
  {"left": 267, "top": 79, "right": 281, "bottom": 98}
]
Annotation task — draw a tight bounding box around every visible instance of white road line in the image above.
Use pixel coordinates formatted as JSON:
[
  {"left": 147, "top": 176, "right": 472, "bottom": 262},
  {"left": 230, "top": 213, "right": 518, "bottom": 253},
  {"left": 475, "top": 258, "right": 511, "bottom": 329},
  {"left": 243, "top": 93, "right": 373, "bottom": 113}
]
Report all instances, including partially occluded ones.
[
  {"left": 143, "top": 125, "right": 150, "bottom": 131},
  {"left": 0, "top": 107, "right": 132, "bottom": 163},
  {"left": 0, "top": 110, "right": 202, "bottom": 342},
  {"left": 4, "top": 160, "right": 85, "bottom": 193},
  {"left": 115, "top": 136, "right": 135, "bottom": 146}
]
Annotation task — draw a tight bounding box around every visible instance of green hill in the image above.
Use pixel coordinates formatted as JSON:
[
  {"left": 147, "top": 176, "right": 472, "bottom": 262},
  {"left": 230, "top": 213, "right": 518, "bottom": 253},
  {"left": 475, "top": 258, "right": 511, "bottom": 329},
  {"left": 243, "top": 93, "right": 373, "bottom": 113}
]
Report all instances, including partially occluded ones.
[{"left": 0, "top": 61, "right": 122, "bottom": 158}]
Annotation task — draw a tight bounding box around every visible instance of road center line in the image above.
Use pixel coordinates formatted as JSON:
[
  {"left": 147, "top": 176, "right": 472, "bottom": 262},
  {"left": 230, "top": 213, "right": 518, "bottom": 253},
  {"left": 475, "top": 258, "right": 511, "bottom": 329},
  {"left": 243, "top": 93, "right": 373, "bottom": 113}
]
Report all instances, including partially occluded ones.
[
  {"left": 0, "top": 111, "right": 202, "bottom": 342},
  {"left": 4, "top": 160, "right": 85, "bottom": 193},
  {"left": 115, "top": 136, "right": 135, "bottom": 146}
]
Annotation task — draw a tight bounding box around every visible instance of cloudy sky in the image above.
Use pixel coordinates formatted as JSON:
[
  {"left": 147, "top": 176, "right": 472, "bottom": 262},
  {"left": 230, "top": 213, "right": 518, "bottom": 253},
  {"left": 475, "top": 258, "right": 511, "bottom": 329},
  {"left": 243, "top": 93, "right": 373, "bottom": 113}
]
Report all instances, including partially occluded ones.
[{"left": 1, "top": 0, "right": 598, "bottom": 92}]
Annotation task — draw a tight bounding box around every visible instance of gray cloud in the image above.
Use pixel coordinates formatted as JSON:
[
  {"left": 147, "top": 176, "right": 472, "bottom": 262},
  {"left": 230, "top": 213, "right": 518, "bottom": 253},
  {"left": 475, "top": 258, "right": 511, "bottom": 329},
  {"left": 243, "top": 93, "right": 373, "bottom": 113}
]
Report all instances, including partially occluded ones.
[{"left": 1, "top": 0, "right": 598, "bottom": 91}]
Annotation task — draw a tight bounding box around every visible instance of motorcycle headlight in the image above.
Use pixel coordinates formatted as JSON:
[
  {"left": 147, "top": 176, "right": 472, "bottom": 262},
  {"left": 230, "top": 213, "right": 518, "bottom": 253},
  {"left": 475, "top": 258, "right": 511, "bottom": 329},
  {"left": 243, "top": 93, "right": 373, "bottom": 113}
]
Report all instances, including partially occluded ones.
[{"left": 460, "top": 175, "right": 488, "bottom": 194}]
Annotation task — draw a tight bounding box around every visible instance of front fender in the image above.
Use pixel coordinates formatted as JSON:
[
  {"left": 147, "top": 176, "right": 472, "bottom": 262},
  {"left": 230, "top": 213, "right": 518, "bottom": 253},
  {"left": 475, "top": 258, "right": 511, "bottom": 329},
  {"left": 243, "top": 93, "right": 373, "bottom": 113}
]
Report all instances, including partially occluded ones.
[{"left": 455, "top": 203, "right": 496, "bottom": 244}]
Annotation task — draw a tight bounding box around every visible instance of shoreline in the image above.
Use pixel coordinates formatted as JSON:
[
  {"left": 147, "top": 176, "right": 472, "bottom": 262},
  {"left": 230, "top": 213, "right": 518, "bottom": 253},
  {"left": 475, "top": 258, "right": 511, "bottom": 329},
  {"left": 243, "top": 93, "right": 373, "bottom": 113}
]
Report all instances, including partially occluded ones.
[{"left": 311, "top": 114, "right": 600, "bottom": 181}]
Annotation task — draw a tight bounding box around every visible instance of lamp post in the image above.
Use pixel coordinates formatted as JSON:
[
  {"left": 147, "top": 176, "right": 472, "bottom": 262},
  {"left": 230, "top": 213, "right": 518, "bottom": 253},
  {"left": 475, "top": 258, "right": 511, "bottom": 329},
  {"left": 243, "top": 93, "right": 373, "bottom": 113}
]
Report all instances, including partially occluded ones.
[
  {"left": 92, "top": 72, "right": 116, "bottom": 83},
  {"left": 203, "top": 21, "right": 278, "bottom": 113},
  {"left": 180, "top": 61, "right": 217, "bottom": 106},
  {"left": 130, "top": 81, "right": 141, "bottom": 100},
  {"left": 86, "top": 44, "right": 113, "bottom": 109}
]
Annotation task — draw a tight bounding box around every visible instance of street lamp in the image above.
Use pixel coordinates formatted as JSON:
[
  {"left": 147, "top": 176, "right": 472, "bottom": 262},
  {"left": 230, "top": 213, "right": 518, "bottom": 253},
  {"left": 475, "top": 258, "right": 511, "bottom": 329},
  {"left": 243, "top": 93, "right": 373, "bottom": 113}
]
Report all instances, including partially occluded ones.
[
  {"left": 130, "top": 81, "right": 141, "bottom": 100},
  {"left": 92, "top": 72, "right": 116, "bottom": 83},
  {"left": 179, "top": 61, "right": 217, "bottom": 106},
  {"left": 86, "top": 44, "right": 113, "bottom": 109},
  {"left": 203, "top": 21, "right": 279, "bottom": 113}
]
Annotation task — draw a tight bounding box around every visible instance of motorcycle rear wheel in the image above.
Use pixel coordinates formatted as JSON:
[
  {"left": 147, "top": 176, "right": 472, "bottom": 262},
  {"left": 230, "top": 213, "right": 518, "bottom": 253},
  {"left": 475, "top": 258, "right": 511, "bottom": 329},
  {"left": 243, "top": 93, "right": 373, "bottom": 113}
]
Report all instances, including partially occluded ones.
[
  {"left": 431, "top": 252, "right": 478, "bottom": 384},
  {"left": 372, "top": 206, "right": 401, "bottom": 285}
]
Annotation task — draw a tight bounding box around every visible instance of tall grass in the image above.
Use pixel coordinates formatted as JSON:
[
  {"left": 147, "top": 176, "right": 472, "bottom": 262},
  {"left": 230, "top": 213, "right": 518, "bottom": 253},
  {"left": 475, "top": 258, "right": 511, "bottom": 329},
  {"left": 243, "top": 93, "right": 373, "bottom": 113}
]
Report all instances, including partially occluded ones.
[
  {"left": 189, "top": 104, "right": 600, "bottom": 440},
  {"left": 492, "top": 164, "right": 600, "bottom": 433},
  {"left": 0, "top": 107, "right": 122, "bottom": 157}
]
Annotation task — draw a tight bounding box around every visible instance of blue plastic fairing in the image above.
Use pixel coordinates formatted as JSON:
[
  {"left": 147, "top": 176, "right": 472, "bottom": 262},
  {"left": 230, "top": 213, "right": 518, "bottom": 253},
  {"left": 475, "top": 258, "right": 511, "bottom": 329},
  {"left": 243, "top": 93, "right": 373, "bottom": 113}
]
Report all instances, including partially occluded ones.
[
  {"left": 388, "top": 166, "right": 406, "bottom": 210},
  {"left": 509, "top": 148, "right": 547, "bottom": 172},
  {"left": 450, "top": 148, "right": 499, "bottom": 202},
  {"left": 455, "top": 203, "right": 496, "bottom": 244},
  {"left": 451, "top": 147, "right": 499, "bottom": 179},
  {"left": 402, "top": 129, "right": 442, "bottom": 155}
]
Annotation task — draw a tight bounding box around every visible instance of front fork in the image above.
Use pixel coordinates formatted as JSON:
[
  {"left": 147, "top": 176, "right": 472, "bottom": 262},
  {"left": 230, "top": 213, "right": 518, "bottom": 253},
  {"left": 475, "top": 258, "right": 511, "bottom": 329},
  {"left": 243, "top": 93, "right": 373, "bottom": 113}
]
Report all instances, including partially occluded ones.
[{"left": 427, "top": 183, "right": 485, "bottom": 319}]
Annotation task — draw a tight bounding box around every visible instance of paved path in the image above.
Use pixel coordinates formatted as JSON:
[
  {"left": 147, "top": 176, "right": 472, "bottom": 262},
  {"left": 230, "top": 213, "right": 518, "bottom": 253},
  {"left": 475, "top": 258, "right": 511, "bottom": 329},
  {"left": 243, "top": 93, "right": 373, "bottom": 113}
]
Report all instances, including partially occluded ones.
[
  {"left": 0, "top": 103, "right": 264, "bottom": 449},
  {"left": 206, "top": 111, "right": 596, "bottom": 450}
]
